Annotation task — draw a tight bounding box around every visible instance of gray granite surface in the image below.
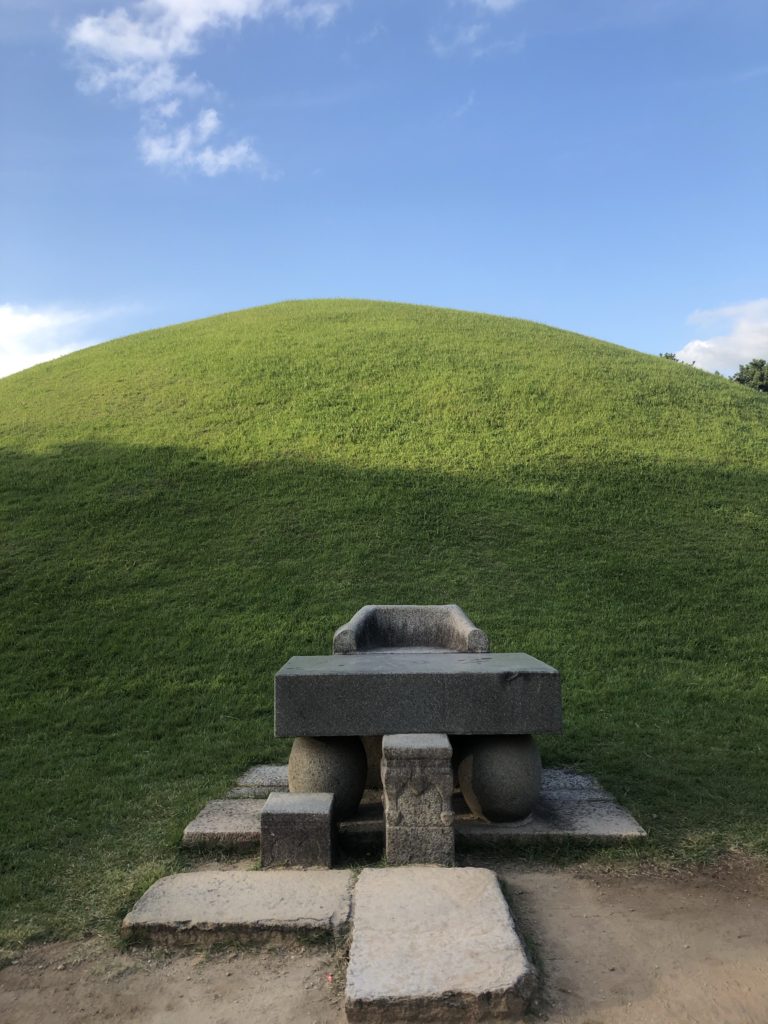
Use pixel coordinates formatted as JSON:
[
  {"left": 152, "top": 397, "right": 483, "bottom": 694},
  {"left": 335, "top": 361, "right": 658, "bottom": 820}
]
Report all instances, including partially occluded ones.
[
  {"left": 275, "top": 652, "right": 561, "bottom": 736},
  {"left": 345, "top": 867, "right": 534, "bottom": 1022}
]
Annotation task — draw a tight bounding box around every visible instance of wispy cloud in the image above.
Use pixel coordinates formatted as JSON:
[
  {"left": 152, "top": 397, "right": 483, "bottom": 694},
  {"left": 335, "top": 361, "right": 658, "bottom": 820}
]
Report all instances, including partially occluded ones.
[
  {"left": 140, "top": 107, "right": 269, "bottom": 176},
  {"left": 429, "top": 19, "right": 524, "bottom": 59},
  {"left": 468, "top": 0, "right": 525, "bottom": 10},
  {"left": 429, "top": 22, "right": 486, "bottom": 58},
  {"left": 676, "top": 299, "right": 768, "bottom": 375},
  {"left": 0, "top": 303, "right": 125, "bottom": 378},
  {"left": 67, "top": 0, "right": 344, "bottom": 176},
  {"left": 356, "top": 22, "right": 386, "bottom": 46},
  {"left": 454, "top": 90, "right": 476, "bottom": 117}
]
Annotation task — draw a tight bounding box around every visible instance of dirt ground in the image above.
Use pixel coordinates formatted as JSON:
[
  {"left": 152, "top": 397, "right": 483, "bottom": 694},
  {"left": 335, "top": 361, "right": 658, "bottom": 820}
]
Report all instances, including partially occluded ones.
[
  {"left": 2, "top": 858, "right": 767, "bottom": 1024},
  {"left": 499, "top": 857, "right": 768, "bottom": 1024}
]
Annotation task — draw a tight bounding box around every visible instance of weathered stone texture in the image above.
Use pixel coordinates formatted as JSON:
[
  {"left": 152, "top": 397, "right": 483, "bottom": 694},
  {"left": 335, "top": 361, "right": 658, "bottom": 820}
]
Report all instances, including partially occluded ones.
[
  {"left": 382, "top": 733, "right": 454, "bottom": 866},
  {"left": 260, "top": 791, "right": 334, "bottom": 869},
  {"left": 344, "top": 866, "right": 535, "bottom": 1022},
  {"left": 181, "top": 799, "right": 264, "bottom": 851},
  {"left": 338, "top": 770, "right": 646, "bottom": 853},
  {"left": 122, "top": 870, "right": 353, "bottom": 946},
  {"left": 385, "top": 826, "right": 454, "bottom": 866},
  {"left": 274, "top": 652, "right": 561, "bottom": 737},
  {"left": 288, "top": 735, "right": 366, "bottom": 819},
  {"left": 456, "top": 734, "right": 542, "bottom": 822},
  {"left": 332, "top": 604, "right": 490, "bottom": 654}
]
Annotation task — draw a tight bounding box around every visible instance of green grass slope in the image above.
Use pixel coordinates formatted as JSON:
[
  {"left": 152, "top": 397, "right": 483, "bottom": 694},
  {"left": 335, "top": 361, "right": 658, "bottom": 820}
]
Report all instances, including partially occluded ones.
[{"left": 1, "top": 299, "right": 767, "bottom": 946}]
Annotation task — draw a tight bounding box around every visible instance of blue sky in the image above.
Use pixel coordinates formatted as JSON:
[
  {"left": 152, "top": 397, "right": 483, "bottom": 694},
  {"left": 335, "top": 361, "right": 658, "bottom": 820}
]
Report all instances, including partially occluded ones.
[{"left": 1, "top": 0, "right": 766, "bottom": 377}]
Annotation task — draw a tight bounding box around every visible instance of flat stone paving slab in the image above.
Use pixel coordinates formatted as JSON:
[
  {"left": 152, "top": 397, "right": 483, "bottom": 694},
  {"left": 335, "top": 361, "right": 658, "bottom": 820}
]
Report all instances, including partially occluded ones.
[
  {"left": 336, "top": 770, "right": 645, "bottom": 851},
  {"left": 237, "top": 764, "right": 290, "bottom": 789},
  {"left": 227, "top": 764, "right": 289, "bottom": 799},
  {"left": 345, "top": 866, "right": 535, "bottom": 1022},
  {"left": 457, "top": 769, "right": 646, "bottom": 843},
  {"left": 227, "top": 765, "right": 290, "bottom": 794},
  {"left": 275, "top": 652, "right": 561, "bottom": 737},
  {"left": 198, "top": 767, "right": 644, "bottom": 852},
  {"left": 122, "top": 870, "right": 354, "bottom": 946},
  {"left": 182, "top": 800, "right": 265, "bottom": 851},
  {"left": 540, "top": 768, "right": 612, "bottom": 798}
]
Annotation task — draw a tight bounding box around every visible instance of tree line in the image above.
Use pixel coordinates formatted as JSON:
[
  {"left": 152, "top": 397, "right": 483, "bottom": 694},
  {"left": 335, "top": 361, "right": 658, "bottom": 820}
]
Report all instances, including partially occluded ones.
[{"left": 660, "top": 353, "right": 767, "bottom": 392}]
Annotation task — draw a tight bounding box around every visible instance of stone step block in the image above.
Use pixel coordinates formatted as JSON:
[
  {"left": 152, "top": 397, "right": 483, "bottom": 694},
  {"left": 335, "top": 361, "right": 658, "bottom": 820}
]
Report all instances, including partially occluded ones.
[
  {"left": 181, "top": 799, "right": 264, "bottom": 851},
  {"left": 122, "top": 869, "right": 354, "bottom": 946},
  {"left": 261, "top": 792, "right": 335, "bottom": 869},
  {"left": 345, "top": 866, "right": 535, "bottom": 1022}
]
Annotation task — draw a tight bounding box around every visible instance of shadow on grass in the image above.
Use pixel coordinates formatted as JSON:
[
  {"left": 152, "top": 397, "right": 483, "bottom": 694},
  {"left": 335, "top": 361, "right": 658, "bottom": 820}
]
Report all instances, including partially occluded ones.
[{"left": 1, "top": 440, "right": 766, "bottom": 941}]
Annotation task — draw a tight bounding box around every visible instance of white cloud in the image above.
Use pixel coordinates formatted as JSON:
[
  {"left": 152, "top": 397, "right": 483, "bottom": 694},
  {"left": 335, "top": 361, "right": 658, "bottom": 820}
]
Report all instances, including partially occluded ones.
[
  {"left": 140, "top": 107, "right": 268, "bottom": 175},
  {"left": 676, "top": 299, "right": 768, "bottom": 375},
  {"left": 68, "top": 0, "right": 344, "bottom": 174},
  {"left": 0, "top": 304, "right": 120, "bottom": 378}
]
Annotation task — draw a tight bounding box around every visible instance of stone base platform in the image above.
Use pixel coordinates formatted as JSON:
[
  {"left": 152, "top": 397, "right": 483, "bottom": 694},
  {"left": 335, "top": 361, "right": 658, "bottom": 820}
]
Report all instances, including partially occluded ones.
[
  {"left": 122, "top": 870, "right": 353, "bottom": 946},
  {"left": 345, "top": 866, "right": 535, "bottom": 1022},
  {"left": 338, "top": 768, "right": 646, "bottom": 851},
  {"left": 458, "top": 768, "right": 647, "bottom": 844},
  {"left": 181, "top": 767, "right": 645, "bottom": 854}
]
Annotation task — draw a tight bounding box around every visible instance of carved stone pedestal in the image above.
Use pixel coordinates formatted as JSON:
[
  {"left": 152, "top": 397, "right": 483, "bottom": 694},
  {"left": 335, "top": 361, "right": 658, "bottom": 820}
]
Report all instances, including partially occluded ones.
[{"left": 381, "top": 733, "right": 454, "bottom": 866}]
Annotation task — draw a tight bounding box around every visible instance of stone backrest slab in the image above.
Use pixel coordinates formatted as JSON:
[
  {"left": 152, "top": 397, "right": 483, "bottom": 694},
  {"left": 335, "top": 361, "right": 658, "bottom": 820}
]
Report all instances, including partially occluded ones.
[
  {"left": 332, "top": 604, "right": 490, "bottom": 654},
  {"left": 274, "top": 652, "right": 561, "bottom": 737}
]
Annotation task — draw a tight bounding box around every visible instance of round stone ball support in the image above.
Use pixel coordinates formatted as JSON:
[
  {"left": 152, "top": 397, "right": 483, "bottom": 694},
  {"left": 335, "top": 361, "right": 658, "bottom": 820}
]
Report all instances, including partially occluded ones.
[
  {"left": 455, "top": 735, "right": 542, "bottom": 822},
  {"left": 288, "top": 736, "right": 367, "bottom": 820},
  {"left": 288, "top": 733, "right": 543, "bottom": 825}
]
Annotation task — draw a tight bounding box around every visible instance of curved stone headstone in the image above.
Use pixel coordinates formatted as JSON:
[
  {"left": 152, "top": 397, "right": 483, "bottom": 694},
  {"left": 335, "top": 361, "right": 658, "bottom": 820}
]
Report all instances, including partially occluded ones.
[
  {"left": 332, "top": 603, "right": 490, "bottom": 655},
  {"left": 331, "top": 604, "right": 490, "bottom": 791}
]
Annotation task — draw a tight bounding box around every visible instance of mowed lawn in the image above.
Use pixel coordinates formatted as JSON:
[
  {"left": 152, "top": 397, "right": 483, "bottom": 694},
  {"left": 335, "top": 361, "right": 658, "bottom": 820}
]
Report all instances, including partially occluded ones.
[{"left": 1, "top": 299, "right": 766, "bottom": 947}]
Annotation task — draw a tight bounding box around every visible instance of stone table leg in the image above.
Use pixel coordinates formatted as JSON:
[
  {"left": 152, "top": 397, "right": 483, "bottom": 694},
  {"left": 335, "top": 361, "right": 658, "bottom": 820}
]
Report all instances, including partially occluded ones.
[{"left": 382, "top": 734, "right": 454, "bottom": 866}]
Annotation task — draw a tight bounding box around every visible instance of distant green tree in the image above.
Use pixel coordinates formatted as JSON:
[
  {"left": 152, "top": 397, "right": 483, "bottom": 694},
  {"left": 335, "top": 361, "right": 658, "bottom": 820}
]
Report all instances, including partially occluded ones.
[
  {"left": 660, "top": 352, "right": 679, "bottom": 361},
  {"left": 731, "top": 358, "right": 768, "bottom": 392}
]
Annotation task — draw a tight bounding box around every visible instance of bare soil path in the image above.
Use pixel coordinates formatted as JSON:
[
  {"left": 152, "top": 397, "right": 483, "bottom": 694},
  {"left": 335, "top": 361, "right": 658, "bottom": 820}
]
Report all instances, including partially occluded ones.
[
  {"left": 2, "top": 859, "right": 766, "bottom": 1024},
  {"left": 497, "top": 857, "right": 768, "bottom": 1024}
]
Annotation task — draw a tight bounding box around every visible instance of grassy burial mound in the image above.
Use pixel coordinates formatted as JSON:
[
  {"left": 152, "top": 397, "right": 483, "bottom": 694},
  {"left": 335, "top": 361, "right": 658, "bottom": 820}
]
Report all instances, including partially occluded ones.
[{"left": 1, "top": 299, "right": 767, "bottom": 945}]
